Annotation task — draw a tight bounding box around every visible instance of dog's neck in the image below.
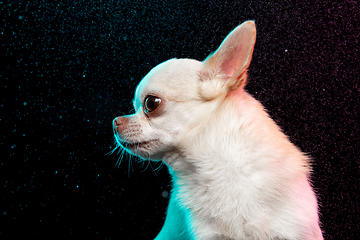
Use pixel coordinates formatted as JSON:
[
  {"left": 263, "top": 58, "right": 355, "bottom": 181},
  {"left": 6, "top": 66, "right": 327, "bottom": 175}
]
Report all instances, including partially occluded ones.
[{"left": 161, "top": 89, "right": 308, "bottom": 199}]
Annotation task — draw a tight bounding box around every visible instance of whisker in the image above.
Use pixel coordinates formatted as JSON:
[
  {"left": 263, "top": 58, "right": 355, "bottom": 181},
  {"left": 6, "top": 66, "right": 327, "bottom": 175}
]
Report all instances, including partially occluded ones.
[
  {"left": 148, "top": 160, "right": 158, "bottom": 176},
  {"left": 138, "top": 158, "right": 146, "bottom": 169},
  {"left": 140, "top": 160, "right": 151, "bottom": 173},
  {"left": 156, "top": 161, "right": 165, "bottom": 172},
  {"left": 116, "top": 147, "right": 126, "bottom": 168},
  {"left": 128, "top": 154, "right": 133, "bottom": 178},
  {"left": 112, "top": 128, "right": 160, "bottom": 177},
  {"left": 106, "top": 146, "right": 118, "bottom": 156}
]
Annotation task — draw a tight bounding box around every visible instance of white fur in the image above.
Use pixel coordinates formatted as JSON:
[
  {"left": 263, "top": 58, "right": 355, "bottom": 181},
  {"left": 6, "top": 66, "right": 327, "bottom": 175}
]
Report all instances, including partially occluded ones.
[{"left": 113, "top": 21, "right": 323, "bottom": 239}]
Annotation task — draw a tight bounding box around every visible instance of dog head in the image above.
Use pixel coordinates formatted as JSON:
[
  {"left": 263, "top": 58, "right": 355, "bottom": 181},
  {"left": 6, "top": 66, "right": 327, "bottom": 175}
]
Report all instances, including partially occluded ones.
[{"left": 113, "top": 21, "right": 256, "bottom": 163}]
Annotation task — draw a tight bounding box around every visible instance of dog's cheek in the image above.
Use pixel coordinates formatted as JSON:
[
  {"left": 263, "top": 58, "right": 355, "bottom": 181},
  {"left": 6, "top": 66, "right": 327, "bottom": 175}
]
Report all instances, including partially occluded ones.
[{"left": 148, "top": 112, "right": 181, "bottom": 140}]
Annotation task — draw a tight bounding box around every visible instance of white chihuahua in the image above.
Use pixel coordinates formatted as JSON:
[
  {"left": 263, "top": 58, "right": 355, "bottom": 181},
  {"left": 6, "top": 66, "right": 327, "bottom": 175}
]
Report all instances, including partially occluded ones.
[{"left": 113, "top": 21, "right": 323, "bottom": 240}]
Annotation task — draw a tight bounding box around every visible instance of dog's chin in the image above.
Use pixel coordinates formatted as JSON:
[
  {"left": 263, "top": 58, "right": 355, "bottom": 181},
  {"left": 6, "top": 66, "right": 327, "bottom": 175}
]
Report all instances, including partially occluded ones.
[{"left": 121, "top": 139, "right": 163, "bottom": 161}]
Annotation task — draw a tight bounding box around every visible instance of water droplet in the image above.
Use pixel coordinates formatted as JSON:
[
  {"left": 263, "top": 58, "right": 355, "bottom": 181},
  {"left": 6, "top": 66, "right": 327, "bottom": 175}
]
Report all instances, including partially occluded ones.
[{"left": 161, "top": 191, "right": 169, "bottom": 198}]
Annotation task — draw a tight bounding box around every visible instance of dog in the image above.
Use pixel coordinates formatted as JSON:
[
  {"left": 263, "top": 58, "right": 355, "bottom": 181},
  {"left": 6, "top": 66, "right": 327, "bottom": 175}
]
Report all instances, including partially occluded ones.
[{"left": 113, "top": 20, "right": 323, "bottom": 240}]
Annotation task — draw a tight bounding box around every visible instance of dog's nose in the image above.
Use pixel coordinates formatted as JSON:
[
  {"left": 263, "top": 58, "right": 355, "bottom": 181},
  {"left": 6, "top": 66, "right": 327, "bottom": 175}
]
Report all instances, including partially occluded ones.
[
  {"left": 113, "top": 116, "right": 129, "bottom": 133},
  {"left": 113, "top": 117, "right": 122, "bottom": 127}
]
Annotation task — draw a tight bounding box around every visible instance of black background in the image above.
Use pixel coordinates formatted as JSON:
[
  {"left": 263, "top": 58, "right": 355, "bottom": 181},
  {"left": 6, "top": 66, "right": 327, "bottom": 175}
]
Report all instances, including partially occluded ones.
[{"left": 1, "top": 0, "right": 359, "bottom": 239}]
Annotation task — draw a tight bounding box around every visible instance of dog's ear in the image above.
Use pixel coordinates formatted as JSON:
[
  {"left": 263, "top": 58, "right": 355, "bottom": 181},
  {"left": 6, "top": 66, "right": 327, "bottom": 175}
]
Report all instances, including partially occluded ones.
[{"left": 200, "top": 21, "right": 256, "bottom": 100}]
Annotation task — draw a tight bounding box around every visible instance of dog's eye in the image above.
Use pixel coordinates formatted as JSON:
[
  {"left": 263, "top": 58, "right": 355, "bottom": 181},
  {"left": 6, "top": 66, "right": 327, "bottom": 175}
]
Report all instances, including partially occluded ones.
[{"left": 144, "top": 95, "right": 161, "bottom": 113}]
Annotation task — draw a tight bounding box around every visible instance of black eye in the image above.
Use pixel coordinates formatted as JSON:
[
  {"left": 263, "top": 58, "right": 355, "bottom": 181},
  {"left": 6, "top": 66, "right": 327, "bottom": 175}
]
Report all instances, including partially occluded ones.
[{"left": 144, "top": 95, "right": 161, "bottom": 113}]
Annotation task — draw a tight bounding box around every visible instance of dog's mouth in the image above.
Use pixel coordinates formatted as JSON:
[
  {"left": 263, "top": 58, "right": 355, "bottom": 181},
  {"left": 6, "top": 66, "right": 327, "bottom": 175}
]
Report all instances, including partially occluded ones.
[{"left": 120, "top": 139, "right": 158, "bottom": 151}]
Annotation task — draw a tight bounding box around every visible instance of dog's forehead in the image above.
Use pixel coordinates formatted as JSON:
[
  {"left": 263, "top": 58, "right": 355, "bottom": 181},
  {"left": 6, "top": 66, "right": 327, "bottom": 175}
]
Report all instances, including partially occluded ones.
[{"left": 135, "top": 58, "right": 202, "bottom": 102}]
